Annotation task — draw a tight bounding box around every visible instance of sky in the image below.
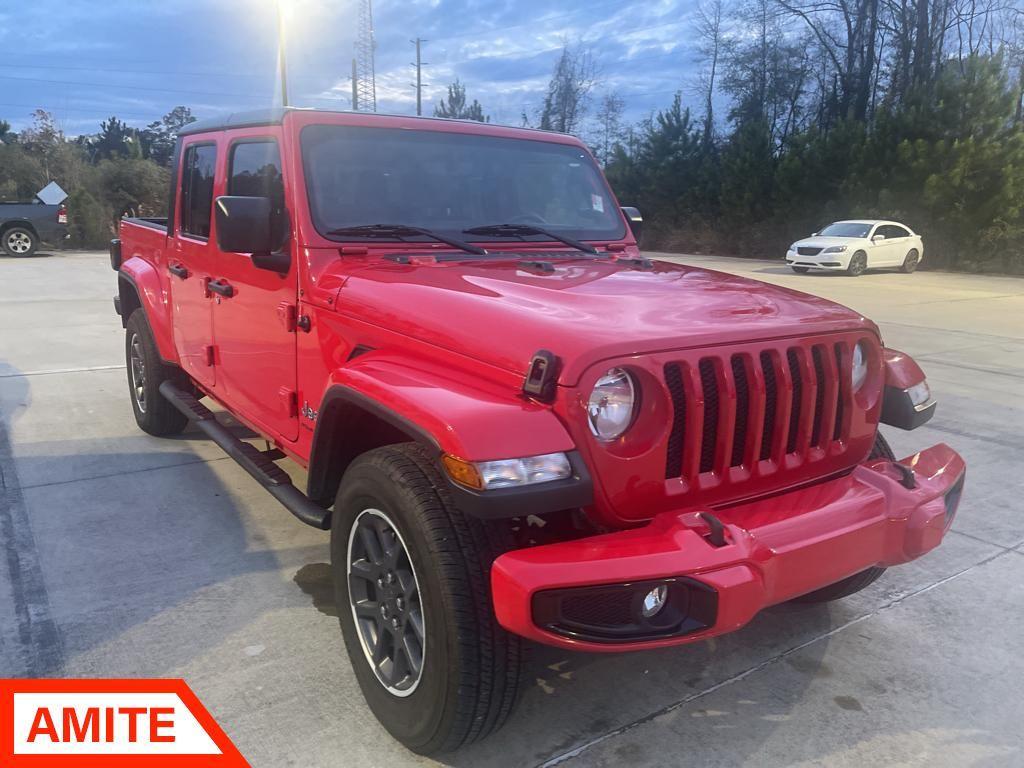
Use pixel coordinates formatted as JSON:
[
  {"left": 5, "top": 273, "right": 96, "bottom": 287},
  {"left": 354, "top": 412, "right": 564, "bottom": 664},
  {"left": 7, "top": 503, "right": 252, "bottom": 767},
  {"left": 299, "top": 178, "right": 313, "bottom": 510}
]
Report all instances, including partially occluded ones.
[{"left": 0, "top": 0, "right": 702, "bottom": 137}]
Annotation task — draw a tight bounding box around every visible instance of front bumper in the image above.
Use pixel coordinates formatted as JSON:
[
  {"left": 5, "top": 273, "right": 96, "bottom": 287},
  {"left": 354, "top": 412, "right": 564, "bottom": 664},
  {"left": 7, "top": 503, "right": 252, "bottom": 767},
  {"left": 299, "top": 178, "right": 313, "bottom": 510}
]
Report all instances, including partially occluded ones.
[
  {"left": 492, "top": 443, "right": 965, "bottom": 652},
  {"left": 786, "top": 249, "right": 849, "bottom": 269}
]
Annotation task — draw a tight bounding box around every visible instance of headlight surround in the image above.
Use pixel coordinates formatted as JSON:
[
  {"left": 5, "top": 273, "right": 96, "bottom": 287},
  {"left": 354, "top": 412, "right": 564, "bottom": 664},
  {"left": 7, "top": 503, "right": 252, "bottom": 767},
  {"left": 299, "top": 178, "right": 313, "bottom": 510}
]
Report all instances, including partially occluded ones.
[
  {"left": 443, "top": 452, "right": 573, "bottom": 491},
  {"left": 823, "top": 245, "right": 848, "bottom": 253},
  {"left": 851, "top": 341, "right": 869, "bottom": 392},
  {"left": 587, "top": 368, "right": 637, "bottom": 441}
]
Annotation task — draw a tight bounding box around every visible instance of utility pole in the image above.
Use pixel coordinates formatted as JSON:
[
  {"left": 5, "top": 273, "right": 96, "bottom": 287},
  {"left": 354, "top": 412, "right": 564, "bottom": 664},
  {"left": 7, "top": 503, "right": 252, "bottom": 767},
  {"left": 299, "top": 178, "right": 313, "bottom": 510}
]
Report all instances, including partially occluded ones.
[
  {"left": 276, "top": 0, "right": 289, "bottom": 107},
  {"left": 351, "top": 58, "right": 358, "bottom": 111},
  {"left": 410, "top": 38, "right": 428, "bottom": 116}
]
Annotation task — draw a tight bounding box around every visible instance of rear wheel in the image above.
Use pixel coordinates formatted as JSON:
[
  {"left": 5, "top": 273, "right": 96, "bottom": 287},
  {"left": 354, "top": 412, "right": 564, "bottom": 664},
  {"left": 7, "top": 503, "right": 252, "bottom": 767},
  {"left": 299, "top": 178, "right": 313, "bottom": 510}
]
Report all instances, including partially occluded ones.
[
  {"left": 790, "top": 266, "right": 810, "bottom": 274},
  {"left": 331, "top": 443, "right": 522, "bottom": 755},
  {"left": 125, "top": 309, "right": 189, "bottom": 436},
  {"left": 791, "top": 432, "right": 894, "bottom": 603},
  {"left": 900, "top": 249, "right": 920, "bottom": 273},
  {"left": 846, "top": 251, "right": 867, "bottom": 276},
  {"left": 2, "top": 227, "right": 38, "bottom": 257}
]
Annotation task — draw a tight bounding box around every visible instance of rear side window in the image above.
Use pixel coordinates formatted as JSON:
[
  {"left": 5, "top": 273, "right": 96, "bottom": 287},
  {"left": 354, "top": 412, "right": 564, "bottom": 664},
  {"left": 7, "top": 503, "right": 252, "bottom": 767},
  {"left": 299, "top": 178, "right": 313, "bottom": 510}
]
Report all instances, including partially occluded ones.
[
  {"left": 229, "top": 140, "right": 287, "bottom": 246},
  {"left": 180, "top": 143, "right": 217, "bottom": 239},
  {"left": 888, "top": 225, "right": 911, "bottom": 238}
]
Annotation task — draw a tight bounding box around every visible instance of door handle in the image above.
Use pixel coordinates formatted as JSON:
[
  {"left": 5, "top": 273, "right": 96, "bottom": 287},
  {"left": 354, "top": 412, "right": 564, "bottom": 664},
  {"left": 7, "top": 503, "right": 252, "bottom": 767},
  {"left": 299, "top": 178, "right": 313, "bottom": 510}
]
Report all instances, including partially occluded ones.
[
  {"left": 208, "top": 278, "right": 234, "bottom": 298},
  {"left": 168, "top": 263, "right": 189, "bottom": 280}
]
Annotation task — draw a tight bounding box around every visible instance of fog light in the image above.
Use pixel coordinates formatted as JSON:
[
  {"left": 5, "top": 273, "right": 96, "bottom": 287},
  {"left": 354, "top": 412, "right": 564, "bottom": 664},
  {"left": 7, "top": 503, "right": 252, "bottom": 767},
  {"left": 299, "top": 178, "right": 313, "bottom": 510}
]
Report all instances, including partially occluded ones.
[
  {"left": 907, "top": 381, "right": 932, "bottom": 410},
  {"left": 641, "top": 585, "right": 668, "bottom": 618}
]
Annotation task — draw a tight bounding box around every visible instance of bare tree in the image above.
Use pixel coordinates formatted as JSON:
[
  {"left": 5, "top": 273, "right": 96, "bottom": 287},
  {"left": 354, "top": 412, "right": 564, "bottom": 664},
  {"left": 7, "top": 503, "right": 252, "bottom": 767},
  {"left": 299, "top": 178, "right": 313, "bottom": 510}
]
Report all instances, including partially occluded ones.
[
  {"left": 538, "top": 43, "right": 600, "bottom": 135},
  {"left": 696, "top": 0, "right": 728, "bottom": 144},
  {"left": 592, "top": 91, "right": 626, "bottom": 165}
]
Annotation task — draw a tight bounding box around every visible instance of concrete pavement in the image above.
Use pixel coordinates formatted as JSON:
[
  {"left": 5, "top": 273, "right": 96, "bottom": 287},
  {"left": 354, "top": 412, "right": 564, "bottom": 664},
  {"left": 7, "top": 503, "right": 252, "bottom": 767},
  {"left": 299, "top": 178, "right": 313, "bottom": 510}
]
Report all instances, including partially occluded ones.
[{"left": 1, "top": 249, "right": 1022, "bottom": 767}]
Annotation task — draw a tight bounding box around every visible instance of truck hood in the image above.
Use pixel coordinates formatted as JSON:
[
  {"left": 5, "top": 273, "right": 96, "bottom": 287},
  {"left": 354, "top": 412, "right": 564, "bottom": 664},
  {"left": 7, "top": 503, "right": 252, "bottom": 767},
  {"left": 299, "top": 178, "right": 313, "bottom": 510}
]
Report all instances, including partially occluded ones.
[{"left": 331, "top": 255, "right": 876, "bottom": 385}]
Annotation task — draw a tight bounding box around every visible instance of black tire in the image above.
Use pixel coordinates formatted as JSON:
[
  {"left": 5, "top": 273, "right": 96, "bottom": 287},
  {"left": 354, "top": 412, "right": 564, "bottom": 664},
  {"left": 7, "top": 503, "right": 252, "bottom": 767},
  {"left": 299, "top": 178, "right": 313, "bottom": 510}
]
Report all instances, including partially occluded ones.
[
  {"left": 791, "top": 432, "right": 894, "bottom": 603},
  {"left": 900, "top": 249, "right": 920, "bottom": 273},
  {"left": 790, "top": 266, "right": 810, "bottom": 274},
  {"left": 2, "top": 226, "right": 38, "bottom": 257},
  {"left": 125, "top": 309, "right": 189, "bottom": 436},
  {"left": 331, "top": 443, "right": 522, "bottom": 755},
  {"left": 846, "top": 251, "right": 867, "bottom": 276}
]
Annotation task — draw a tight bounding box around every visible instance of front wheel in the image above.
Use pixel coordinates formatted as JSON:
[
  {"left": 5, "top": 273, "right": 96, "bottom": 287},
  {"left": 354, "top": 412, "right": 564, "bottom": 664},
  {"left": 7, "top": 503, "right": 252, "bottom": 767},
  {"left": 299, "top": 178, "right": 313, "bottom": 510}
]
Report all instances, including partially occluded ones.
[
  {"left": 791, "top": 432, "right": 895, "bottom": 603},
  {"left": 846, "top": 251, "right": 867, "bottom": 276},
  {"left": 331, "top": 443, "right": 522, "bottom": 755},
  {"left": 2, "top": 226, "right": 38, "bottom": 257},
  {"left": 125, "top": 309, "right": 189, "bottom": 436}
]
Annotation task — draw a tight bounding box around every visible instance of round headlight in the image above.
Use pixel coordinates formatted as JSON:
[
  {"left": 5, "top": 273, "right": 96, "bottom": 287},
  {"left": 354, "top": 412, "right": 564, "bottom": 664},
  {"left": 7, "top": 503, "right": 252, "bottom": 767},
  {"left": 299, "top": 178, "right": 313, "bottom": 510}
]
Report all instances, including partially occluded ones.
[
  {"left": 851, "top": 341, "right": 869, "bottom": 392},
  {"left": 587, "top": 368, "right": 636, "bottom": 441}
]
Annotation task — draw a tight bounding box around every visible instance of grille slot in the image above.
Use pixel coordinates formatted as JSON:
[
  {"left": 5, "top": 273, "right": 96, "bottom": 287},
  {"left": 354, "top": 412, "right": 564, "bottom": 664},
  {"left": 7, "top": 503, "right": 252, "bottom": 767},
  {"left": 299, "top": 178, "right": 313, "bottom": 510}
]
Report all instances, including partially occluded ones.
[
  {"left": 833, "top": 344, "right": 846, "bottom": 441},
  {"left": 730, "top": 355, "right": 750, "bottom": 467},
  {"left": 785, "top": 349, "right": 803, "bottom": 454},
  {"left": 797, "top": 246, "right": 823, "bottom": 256},
  {"left": 663, "top": 338, "right": 855, "bottom": 487},
  {"left": 811, "top": 346, "right": 826, "bottom": 446},
  {"left": 664, "top": 363, "right": 686, "bottom": 479},
  {"left": 698, "top": 359, "right": 719, "bottom": 474}
]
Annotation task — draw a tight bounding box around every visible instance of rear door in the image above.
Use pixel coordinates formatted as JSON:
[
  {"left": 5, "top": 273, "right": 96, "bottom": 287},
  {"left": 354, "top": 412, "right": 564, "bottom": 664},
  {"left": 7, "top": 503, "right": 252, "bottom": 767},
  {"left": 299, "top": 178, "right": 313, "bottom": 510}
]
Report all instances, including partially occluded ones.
[
  {"left": 884, "top": 224, "right": 912, "bottom": 265},
  {"left": 169, "top": 139, "right": 218, "bottom": 388},
  {"left": 208, "top": 133, "right": 299, "bottom": 441}
]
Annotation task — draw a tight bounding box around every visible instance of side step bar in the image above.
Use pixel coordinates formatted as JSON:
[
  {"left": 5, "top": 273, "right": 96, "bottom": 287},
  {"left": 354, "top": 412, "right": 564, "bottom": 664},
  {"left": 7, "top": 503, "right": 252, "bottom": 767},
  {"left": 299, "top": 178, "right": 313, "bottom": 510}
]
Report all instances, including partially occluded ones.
[{"left": 159, "top": 381, "right": 331, "bottom": 530}]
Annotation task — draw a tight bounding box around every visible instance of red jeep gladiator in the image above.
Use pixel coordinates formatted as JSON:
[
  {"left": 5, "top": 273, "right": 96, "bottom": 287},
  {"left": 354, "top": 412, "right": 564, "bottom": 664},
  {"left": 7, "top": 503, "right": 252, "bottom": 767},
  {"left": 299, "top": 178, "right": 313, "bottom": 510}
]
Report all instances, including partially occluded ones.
[{"left": 112, "top": 108, "right": 965, "bottom": 755}]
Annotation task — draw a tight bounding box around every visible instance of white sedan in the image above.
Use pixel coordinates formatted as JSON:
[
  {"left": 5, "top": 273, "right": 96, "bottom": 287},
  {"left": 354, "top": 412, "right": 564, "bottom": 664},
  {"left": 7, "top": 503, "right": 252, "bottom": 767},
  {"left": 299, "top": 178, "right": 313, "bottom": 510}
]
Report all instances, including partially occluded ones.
[{"left": 785, "top": 220, "right": 924, "bottom": 276}]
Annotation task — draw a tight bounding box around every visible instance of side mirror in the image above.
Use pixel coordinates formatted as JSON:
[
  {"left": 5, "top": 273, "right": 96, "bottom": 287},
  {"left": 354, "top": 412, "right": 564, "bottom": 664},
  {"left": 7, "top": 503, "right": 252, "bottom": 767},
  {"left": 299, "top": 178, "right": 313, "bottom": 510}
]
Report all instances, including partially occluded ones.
[
  {"left": 621, "top": 206, "right": 643, "bottom": 244},
  {"left": 215, "top": 196, "right": 291, "bottom": 273},
  {"left": 872, "top": 234, "right": 886, "bottom": 242}
]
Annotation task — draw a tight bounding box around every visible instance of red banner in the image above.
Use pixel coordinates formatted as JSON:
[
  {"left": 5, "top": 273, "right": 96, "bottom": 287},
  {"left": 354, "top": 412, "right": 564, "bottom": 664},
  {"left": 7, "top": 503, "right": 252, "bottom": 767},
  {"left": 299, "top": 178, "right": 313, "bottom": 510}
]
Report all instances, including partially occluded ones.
[{"left": 0, "top": 679, "right": 248, "bottom": 767}]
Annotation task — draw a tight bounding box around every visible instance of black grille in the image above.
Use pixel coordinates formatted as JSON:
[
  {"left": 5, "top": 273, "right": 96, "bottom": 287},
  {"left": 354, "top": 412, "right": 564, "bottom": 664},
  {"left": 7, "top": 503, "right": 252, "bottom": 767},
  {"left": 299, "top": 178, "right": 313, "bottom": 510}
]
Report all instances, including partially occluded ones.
[
  {"left": 797, "top": 246, "right": 823, "bottom": 256},
  {"left": 811, "top": 346, "right": 826, "bottom": 447},
  {"left": 786, "top": 349, "right": 803, "bottom": 454},
  {"left": 562, "top": 589, "right": 634, "bottom": 627},
  {"left": 833, "top": 344, "right": 845, "bottom": 441},
  {"left": 698, "top": 359, "right": 718, "bottom": 473},
  {"left": 664, "top": 363, "right": 686, "bottom": 479},
  {"left": 730, "top": 355, "right": 749, "bottom": 467},
  {"left": 662, "top": 339, "right": 854, "bottom": 484},
  {"left": 760, "top": 351, "right": 777, "bottom": 461}
]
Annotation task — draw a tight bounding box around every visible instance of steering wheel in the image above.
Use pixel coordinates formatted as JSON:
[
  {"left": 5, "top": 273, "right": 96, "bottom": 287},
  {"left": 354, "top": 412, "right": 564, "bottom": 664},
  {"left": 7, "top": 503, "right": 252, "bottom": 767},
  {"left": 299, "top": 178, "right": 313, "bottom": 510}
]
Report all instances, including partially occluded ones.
[{"left": 508, "top": 212, "right": 549, "bottom": 225}]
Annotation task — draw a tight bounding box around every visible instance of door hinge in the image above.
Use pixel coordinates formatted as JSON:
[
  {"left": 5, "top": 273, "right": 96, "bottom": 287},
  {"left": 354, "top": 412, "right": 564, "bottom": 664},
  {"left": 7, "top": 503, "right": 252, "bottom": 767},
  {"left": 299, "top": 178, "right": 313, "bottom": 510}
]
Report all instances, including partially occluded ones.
[
  {"left": 278, "top": 302, "right": 297, "bottom": 332},
  {"left": 280, "top": 387, "right": 298, "bottom": 418},
  {"left": 205, "top": 345, "right": 217, "bottom": 366}
]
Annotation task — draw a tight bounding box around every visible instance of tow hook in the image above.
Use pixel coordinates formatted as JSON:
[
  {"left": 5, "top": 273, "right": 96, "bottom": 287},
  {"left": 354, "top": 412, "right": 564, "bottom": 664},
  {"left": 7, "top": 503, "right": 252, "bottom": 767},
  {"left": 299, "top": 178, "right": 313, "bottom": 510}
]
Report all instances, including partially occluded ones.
[
  {"left": 892, "top": 462, "right": 916, "bottom": 490},
  {"left": 698, "top": 511, "right": 728, "bottom": 547}
]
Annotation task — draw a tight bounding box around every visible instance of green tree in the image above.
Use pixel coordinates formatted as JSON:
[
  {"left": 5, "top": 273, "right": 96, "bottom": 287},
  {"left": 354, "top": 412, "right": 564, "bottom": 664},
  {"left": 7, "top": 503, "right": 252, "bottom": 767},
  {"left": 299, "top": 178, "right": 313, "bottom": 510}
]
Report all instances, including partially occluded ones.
[
  {"left": 434, "top": 80, "right": 488, "bottom": 122},
  {"left": 140, "top": 106, "right": 196, "bottom": 166}
]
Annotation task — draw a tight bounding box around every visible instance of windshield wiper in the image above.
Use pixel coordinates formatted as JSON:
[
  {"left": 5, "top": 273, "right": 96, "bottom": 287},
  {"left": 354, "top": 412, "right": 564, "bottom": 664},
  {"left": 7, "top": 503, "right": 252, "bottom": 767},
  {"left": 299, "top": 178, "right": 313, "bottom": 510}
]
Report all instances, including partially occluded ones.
[
  {"left": 462, "top": 224, "right": 599, "bottom": 255},
  {"left": 324, "top": 224, "right": 486, "bottom": 256}
]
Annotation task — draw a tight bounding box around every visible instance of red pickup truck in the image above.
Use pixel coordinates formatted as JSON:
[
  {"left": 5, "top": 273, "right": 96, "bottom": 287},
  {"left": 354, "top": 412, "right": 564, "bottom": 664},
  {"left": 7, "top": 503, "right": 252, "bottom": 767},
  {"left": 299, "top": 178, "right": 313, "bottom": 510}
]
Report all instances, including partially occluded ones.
[{"left": 112, "top": 108, "right": 965, "bottom": 755}]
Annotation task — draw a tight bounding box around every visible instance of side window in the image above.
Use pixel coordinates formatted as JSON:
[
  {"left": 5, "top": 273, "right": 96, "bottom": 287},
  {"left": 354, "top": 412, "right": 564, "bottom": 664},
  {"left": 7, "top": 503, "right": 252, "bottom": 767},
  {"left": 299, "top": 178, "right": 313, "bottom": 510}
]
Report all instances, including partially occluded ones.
[
  {"left": 872, "top": 225, "right": 887, "bottom": 239},
  {"left": 229, "top": 140, "right": 287, "bottom": 246},
  {"left": 180, "top": 144, "right": 217, "bottom": 239},
  {"left": 889, "top": 225, "right": 910, "bottom": 238}
]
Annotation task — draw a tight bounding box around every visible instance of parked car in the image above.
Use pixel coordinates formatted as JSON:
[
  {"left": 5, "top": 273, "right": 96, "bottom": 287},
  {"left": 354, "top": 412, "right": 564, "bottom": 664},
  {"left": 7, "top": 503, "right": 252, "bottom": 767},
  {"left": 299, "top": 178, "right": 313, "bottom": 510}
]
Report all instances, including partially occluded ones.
[
  {"left": 0, "top": 181, "right": 69, "bottom": 257},
  {"left": 786, "top": 219, "right": 924, "bottom": 276},
  {"left": 112, "top": 109, "right": 964, "bottom": 755}
]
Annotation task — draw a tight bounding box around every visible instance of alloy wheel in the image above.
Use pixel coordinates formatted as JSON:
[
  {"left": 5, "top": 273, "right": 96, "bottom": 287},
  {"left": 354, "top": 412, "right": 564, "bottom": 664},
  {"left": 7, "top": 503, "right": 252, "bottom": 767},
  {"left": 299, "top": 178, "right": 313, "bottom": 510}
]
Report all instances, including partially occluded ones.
[
  {"left": 7, "top": 231, "right": 32, "bottom": 254},
  {"left": 347, "top": 508, "right": 425, "bottom": 697},
  {"left": 129, "top": 332, "right": 147, "bottom": 413}
]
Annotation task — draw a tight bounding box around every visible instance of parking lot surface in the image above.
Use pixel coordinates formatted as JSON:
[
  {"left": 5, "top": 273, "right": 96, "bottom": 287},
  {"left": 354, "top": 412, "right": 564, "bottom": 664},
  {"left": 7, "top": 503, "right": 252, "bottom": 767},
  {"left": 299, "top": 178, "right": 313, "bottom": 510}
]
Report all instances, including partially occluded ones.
[{"left": 1, "top": 249, "right": 1022, "bottom": 767}]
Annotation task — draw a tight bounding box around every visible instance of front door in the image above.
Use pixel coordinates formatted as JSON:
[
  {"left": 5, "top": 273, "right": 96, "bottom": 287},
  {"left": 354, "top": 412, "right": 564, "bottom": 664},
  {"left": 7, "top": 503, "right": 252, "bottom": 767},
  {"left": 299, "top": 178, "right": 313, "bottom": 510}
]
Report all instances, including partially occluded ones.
[
  {"left": 208, "top": 134, "right": 299, "bottom": 441},
  {"left": 169, "top": 140, "right": 217, "bottom": 388}
]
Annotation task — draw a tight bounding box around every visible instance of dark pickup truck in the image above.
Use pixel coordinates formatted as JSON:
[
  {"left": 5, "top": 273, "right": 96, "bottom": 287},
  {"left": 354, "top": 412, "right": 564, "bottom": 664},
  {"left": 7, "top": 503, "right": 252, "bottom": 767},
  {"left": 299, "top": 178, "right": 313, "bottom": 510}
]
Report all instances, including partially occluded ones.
[{"left": 0, "top": 190, "right": 68, "bottom": 257}]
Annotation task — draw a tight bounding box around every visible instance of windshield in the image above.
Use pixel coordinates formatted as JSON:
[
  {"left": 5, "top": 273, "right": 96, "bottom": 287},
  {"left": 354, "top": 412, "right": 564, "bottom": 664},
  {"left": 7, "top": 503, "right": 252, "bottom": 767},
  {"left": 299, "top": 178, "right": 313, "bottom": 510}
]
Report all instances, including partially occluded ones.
[
  {"left": 301, "top": 125, "right": 625, "bottom": 243},
  {"left": 818, "top": 222, "right": 872, "bottom": 238}
]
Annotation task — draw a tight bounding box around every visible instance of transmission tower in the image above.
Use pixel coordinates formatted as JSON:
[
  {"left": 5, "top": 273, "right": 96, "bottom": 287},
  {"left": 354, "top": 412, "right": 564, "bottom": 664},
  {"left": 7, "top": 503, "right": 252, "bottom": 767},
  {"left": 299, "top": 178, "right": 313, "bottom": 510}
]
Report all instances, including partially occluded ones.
[{"left": 353, "top": 0, "right": 377, "bottom": 112}]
